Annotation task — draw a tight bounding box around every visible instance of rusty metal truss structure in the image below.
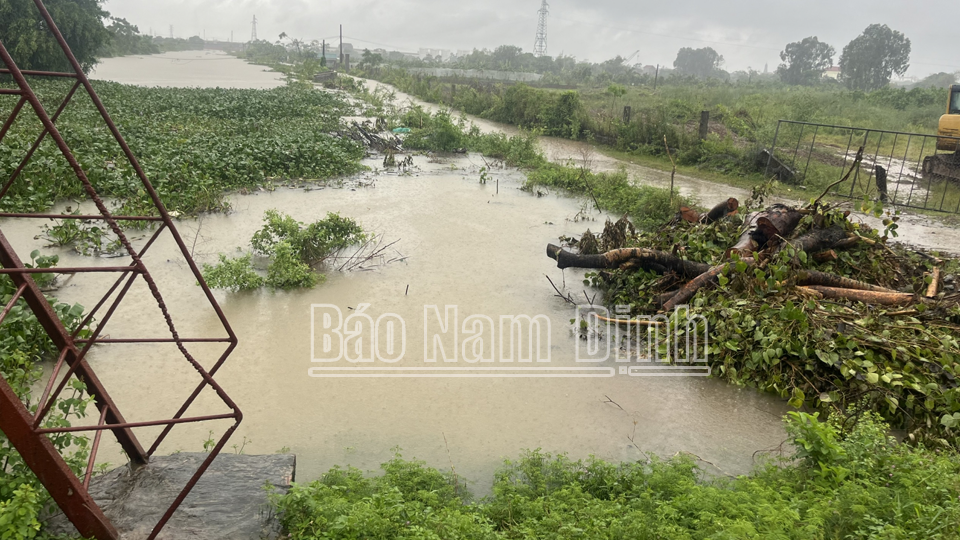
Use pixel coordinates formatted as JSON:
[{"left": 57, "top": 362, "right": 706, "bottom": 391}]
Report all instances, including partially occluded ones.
[{"left": 0, "top": 2, "right": 241, "bottom": 539}]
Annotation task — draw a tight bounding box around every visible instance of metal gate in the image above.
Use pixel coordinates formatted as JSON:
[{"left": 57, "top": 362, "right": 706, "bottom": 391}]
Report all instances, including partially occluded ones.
[{"left": 765, "top": 119, "right": 960, "bottom": 214}]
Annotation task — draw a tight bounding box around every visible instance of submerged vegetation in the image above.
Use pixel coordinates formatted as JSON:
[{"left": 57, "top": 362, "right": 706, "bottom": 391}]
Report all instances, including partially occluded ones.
[
  {"left": 273, "top": 411, "right": 960, "bottom": 539},
  {"left": 384, "top": 105, "right": 685, "bottom": 230},
  {"left": 202, "top": 210, "right": 367, "bottom": 291},
  {"left": 0, "top": 80, "right": 364, "bottom": 216}
]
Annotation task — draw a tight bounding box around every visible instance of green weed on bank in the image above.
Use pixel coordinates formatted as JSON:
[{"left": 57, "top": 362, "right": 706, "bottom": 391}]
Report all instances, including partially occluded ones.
[
  {"left": 272, "top": 412, "right": 960, "bottom": 539},
  {"left": 392, "top": 107, "right": 687, "bottom": 230}
]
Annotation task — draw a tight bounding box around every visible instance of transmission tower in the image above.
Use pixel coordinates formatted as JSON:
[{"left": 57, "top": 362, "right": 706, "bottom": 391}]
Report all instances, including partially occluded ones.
[
  {"left": 251, "top": 15, "right": 258, "bottom": 42},
  {"left": 533, "top": 0, "right": 549, "bottom": 57}
]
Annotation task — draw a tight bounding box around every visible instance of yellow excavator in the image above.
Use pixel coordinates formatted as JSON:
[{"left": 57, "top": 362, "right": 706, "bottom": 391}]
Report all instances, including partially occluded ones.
[{"left": 922, "top": 85, "right": 960, "bottom": 180}]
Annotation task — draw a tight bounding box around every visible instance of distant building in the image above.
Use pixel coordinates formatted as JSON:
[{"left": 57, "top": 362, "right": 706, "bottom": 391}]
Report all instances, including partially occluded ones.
[{"left": 823, "top": 66, "right": 841, "bottom": 80}]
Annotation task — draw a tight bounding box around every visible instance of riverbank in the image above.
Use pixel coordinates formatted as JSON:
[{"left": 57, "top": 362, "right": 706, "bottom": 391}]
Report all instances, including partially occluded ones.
[{"left": 350, "top": 75, "right": 960, "bottom": 254}]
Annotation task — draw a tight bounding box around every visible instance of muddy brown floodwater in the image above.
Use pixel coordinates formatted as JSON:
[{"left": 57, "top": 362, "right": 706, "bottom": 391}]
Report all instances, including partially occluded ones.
[{"left": 3, "top": 52, "right": 815, "bottom": 493}]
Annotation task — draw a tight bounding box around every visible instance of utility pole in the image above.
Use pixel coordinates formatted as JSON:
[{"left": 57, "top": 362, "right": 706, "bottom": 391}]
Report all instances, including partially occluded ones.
[
  {"left": 339, "top": 24, "right": 343, "bottom": 67},
  {"left": 250, "top": 15, "right": 258, "bottom": 42},
  {"left": 654, "top": 64, "right": 660, "bottom": 90},
  {"left": 533, "top": 0, "right": 549, "bottom": 57},
  {"left": 322, "top": 40, "right": 326, "bottom": 64}
]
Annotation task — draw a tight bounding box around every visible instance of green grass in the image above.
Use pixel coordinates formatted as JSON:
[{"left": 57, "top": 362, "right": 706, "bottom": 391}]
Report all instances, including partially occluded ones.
[{"left": 272, "top": 411, "right": 960, "bottom": 539}]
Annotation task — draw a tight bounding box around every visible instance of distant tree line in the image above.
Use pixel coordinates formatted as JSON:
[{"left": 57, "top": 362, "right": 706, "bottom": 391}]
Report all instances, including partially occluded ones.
[{"left": 0, "top": 2, "right": 948, "bottom": 93}]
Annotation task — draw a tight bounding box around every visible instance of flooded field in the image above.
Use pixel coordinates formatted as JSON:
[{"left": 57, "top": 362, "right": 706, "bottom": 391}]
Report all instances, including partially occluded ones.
[{"left": 1, "top": 52, "right": 828, "bottom": 490}]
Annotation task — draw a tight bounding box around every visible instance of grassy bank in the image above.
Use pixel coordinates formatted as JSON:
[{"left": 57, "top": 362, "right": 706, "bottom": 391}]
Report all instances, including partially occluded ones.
[
  {"left": 273, "top": 411, "right": 960, "bottom": 539},
  {"left": 360, "top": 67, "right": 949, "bottom": 203},
  {"left": 385, "top": 105, "right": 691, "bottom": 230},
  {"left": 0, "top": 80, "right": 365, "bottom": 216}
]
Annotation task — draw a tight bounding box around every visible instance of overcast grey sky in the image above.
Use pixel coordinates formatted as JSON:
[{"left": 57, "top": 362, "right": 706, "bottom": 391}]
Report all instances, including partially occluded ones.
[{"left": 102, "top": 0, "right": 956, "bottom": 78}]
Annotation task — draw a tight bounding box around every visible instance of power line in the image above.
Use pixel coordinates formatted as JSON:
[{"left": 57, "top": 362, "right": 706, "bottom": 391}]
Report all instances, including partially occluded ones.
[{"left": 250, "top": 15, "right": 258, "bottom": 42}]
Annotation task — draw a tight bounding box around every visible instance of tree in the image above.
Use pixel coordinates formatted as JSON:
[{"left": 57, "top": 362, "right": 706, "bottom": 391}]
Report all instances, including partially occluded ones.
[
  {"left": 0, "top": 0, "right": 110, "bottom": 73},
  {"left": 910, "top": 72, "right": 957, "bottom": 90},
  {"left": 360, "top": 48, "right": 383, "bottom": 70},
  {"left": 777, "top": 36, "right": 834, "bottom": 85},
  {"left": 839, "top": 24, "right": 911, "bottom": 91},
  {"left": 673, "top": 47, "right": 723, "bottom": 79},
  {"left": 100, "top": 17, "right": 160, "bottom": 57}
]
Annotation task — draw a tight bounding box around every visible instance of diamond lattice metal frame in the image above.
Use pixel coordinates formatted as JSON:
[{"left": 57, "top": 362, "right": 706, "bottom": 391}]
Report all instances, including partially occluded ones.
[{"left": 0, "top": 2, "right": 241, "bottom": 539}]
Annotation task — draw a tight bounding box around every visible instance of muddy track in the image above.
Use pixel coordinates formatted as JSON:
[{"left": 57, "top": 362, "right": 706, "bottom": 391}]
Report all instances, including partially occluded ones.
[{"left": 358, "top": 77, "right": 960, "bottom": 255}]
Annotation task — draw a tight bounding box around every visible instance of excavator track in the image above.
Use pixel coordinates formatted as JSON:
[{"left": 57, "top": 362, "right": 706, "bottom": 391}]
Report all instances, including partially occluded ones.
[{"left": 921, "top": 153, "right": 960, "bottom": 184}]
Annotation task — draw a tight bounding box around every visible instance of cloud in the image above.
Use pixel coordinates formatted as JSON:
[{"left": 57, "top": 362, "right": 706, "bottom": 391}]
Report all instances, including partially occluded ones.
[{"left": 102, "top": 0, "right": 957, "bottom": 77}]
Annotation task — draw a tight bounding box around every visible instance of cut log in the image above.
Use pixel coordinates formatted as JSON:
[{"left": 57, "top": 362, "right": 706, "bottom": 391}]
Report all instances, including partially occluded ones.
[
  {"left": 700, "top": 198, "right": 739, "bottom": 224},
  {"left": 797, "top": 270, "right": 898, "bottom": 293},
  {"left": 800, "top": 285, "right": 915, "bottom": 305},
  {"left": 726, "top": 204, "right": 804, "bottom": 258},
  {"left": 546, "top": 244, "right": 710, "bottom": 277},
  {"left": 927, "top": 267, "right": 941, "bottom": 298},
  {"left": 782, "top": 225, "right": 847, "bottom": 255}
]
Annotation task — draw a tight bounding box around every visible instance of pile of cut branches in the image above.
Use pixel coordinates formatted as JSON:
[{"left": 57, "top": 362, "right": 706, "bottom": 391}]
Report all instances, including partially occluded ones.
[{"left": 547, "top": 171, "right": 960, "bottom": 447}]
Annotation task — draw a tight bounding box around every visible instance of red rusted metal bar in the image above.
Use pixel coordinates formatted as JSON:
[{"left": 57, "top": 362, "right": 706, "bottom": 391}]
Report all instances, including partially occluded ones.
[
  {"left": 34, "top": 348, "right": 69, "bottom": 425},
  {"left": 147, "top": 343, "right": 238, "bottom": 456},
  {"left": 0, "top": 266, "right": 139, "bottom": 274},
  {"left": 0, "top": 213, "right": 163, "bottom": 221},
  {"left": 0, "top": 229, "right": 148, "bottom": 465},
  {"left": 149, "top": 419, "right": 241, "bottom": 538},
  {"left": 32, "top": 270, "right": 140, "bottom": 429},
  {"left": 0, "top": 96, "right": 27, "bottom": 143},
  {"left": 36, "top": 413, "right": 239, "bottom": 434},
  {"left": 70, "top": 224, "right": 167, "bottom": 339},
  {"left": 0, "top": 79, "right": 81, "bottom": 201},
  {"left": 29, "top": 0, "right": 240, "bottom": 348},
  {"left": 0, "top": 3, "right": 243, "bottom": 538},
  {"left": 82, "top": 406, "right": 110, "bottom": 489},
  {"left": 0, "top": 281, "right": 28, "bottom": 325},
  {"left": 0, "top": 68, "right": 78, "bottom": 78},
  {"left": 0, "top": 378, "right": 118, "bottom": 540},
  {"left": 0, "top": 88, "right": 23, "bottom": 94},
  {"left": 75, "top": 338, "right": 233, "bottom": 344}
]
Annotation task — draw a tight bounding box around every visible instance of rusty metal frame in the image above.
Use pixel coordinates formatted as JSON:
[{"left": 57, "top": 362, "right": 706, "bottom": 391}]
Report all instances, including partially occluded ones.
[{"left": 0, "top": 2, "right": 241, "bottom": 539}]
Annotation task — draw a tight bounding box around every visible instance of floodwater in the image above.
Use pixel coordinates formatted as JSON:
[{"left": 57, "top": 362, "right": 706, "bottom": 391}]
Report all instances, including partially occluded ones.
[
  {"left": 91, "top": 50, "right": 285, "bottom": 89},
  {"left": 3, "top": 52, "right": 812, "bottom": 492}
]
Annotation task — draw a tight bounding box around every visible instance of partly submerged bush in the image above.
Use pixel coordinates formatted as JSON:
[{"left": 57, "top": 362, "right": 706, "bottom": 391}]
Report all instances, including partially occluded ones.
[{"left": 203, "top": 210, "right": 363, "bottom": 292}]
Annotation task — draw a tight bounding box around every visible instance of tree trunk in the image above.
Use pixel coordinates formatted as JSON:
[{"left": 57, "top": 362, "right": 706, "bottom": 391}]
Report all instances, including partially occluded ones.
[
  {"left": 546, "top": 244, "right": 710, "bottom": 277},
  {"left": 726, "top": 204, "right": 805, "bottom": 258},
  {"left": 800, "top": 286, "right": 915, "bottom": 305}
]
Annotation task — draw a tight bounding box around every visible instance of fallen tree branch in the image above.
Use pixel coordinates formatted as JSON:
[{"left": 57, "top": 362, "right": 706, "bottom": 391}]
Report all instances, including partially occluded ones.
[
  {"left": 797, "top": 270, "right": 899, "bottom": 293},
  {"left": 811, "top": 146, "right": 864, "bottom": 208},
  {"left": 595, "top": 314, "right": 663, "bottom": 326},
  {"left": 799, "top": 285, "right": 915, "bottom": 306},
  {"left": 546, "top": 244, "right": 710, "bottom": 277},
  {"left": 662, "top": 263, "right": 732, "bottom": 311}
]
